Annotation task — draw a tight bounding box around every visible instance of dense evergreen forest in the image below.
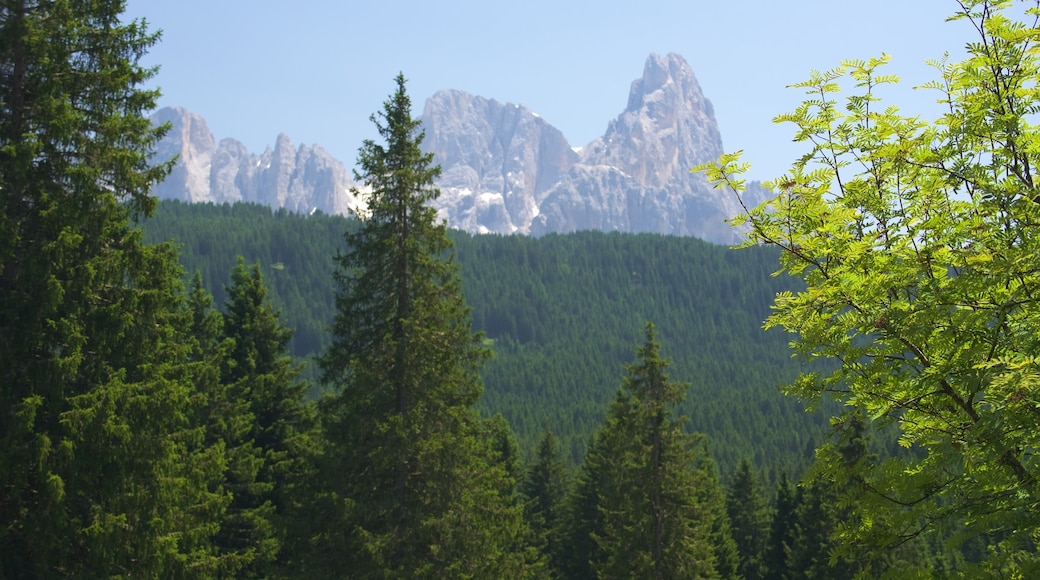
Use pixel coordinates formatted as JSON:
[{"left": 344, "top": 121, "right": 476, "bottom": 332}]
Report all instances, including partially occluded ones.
[
  {"left": 5, "top": 0, "right": 1038, "bottom": 576},
  {"left": 142, "top": 199, "right": 833, "bottom": 477}
]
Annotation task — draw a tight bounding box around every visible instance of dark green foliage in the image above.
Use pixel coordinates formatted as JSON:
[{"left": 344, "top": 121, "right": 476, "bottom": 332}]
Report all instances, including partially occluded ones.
[
  {"left": 559, "top": 438, "right": 608, "bottom": 580},
  {"left": 143, "top": 201, "right": 832, "bottom": 479},
  {"left": 727, "top": 458, "right": 769, "bottom": 580},
  {"left": 208, "top": 258, "right": 314, "bottom": 576},
  {"left": 567, "top": 324, "right": 727, "bottom": 579},
  {"left": 786, "top": 416, "right": 874, "bottom": 580},
  {"left": 145, "top": 201, "right": 351, "bottom": 379},
  {"left": 0, "top": 0, "right": 228, "bottom": 574},
  {"left": 764, "top": 472, "right": 797, "bottom": 580},
  {"left": 521, "top": 430, "right": 570, "bottom": 577},
  {"left": 787, "top": 479, "right": 851, "bottom": 580},
  {"left": 699, "top": 454, "right": 741, "bottom": 579},
  {"left": 312, "top": 74, "right": 528, "bottom": 577}
]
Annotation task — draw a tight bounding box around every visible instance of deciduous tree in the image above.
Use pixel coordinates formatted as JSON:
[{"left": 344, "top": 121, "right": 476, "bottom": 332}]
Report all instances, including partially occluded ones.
[{"left": 697, "top": 0, "right": 1040, "bottom": 572}]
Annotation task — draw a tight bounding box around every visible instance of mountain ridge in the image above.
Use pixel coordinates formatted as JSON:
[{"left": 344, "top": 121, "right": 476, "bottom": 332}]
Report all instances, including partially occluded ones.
[{"left": 149, "top": 53, "right": 764, "bottom": 244}]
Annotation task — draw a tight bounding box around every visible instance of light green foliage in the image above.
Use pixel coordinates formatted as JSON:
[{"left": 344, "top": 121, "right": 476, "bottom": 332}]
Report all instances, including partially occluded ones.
[
  {"left": 697, "top": 0, "right": 1040, "bottom": 571},
  {"left": 315, "top": 74, "right": 529, "bottom": 577}
]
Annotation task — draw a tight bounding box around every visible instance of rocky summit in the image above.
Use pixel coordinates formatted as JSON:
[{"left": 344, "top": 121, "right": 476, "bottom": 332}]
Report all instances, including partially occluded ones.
[
  {"left": 150, "top": 54, "right": 762, "bottom": 243},
  {"left": 149, "top": 107, "right": 358, "bottom": 216}
]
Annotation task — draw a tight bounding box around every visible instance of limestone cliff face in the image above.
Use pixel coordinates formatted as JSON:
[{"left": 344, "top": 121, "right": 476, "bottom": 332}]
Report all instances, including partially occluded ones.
[
  {"left": 152, "top": 53, "right": 758, "bottom": 243},
  {"left": 149, "top": 107, "right": 357, "bottom": 215},
  {"left": 420, "top": 90, "right": 578, "bottom": 234},
  {"left": 150, "top": 107, "right": 216, "bottom": 203},
  {"left": 420, "top": 53, "right": 750, "bottom": 243},
  {"left": 529, "top": 53, "right": 745, "bottom": 243}
]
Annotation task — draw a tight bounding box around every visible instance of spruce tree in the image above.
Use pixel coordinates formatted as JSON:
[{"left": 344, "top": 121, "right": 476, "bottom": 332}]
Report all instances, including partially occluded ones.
[
  {"left": 570, "top": 323, "right": 722, "bottom": 579},
  {"left": 210, "top": 258, "right": 313, "bottom": 576},
  {"left": 764, "top": 471, "right": 797, "bottom": 580},
  {"left": 316, "top": 73, "right": 527, "bottom": 577},
  {"left": 522, "top": 429, "right": 570, "bottom": 577},
  {"left": 727, "top": 458, "right": 769, "bottom": 580},
  {"left": 697, "top": 452, "right": 741, "bottom": 580},
  {"left": 0, "top": 1, "right": 226, "bottom": 575}
]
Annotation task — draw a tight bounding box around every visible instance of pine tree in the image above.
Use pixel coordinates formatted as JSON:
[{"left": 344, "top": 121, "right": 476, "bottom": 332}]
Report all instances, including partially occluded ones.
[
  {"left": 570, "top": 323, "right": 722, "bottom": 579},
  {"left": 0, "top": 1, "right": 226, "bottom": 575},
  {"left": 315, "top": 73, "right": 528, "bottom": 577},
  {"left": 727, "top": 458, "right": 769, "bottom": 580}
]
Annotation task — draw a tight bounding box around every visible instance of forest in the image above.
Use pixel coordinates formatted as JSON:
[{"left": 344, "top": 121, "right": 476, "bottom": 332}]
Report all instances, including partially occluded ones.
[
  {"left": 3, "top": 0, "right": 1039, "bottom": 578},
  {"left": 142, "top": 199, "right": 835, "bottom": 476}
]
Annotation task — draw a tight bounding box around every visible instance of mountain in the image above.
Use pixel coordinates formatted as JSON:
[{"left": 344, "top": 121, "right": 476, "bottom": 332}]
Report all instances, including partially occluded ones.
[
  {"left": 537, "top": 53, "right": 759, "bottom": 242},
  {"left": 149, "top": 107, "right": 358, "bottom": 215},
  {"left": 420, "top": 90, "right": 579, "bottom": 234},
  {"left": 424, "top": 53, "right": 757, "bottom": 243},
  {"left": 150, "top": 53, "right": 767, "bottom": 243}
]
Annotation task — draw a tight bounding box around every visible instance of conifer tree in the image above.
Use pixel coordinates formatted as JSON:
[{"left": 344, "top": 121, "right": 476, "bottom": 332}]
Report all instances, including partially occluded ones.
[
  {"left": 569, "top": 323, "right": 723, "bottom": 579},
  {"left": 764, "top": 471, "right": 797, "bottom": 580},
  {"left": 316, "top": 73, "right": 528, "bottom": 577},
  {"left": 522, "top": 429, "right": 570, "bottom": 577},
  {"left": 727, "top": 458, "right": 769, "bottom": 580},
  {"left": 559, "top": 432, "right": 609, "bottom": 580},
  {"left": 211, "top": 258, "right": 313, "bottom": 576},
  {"left": 0, "top": 1, "right": 226, "bottom": 575},
  {"left": 698, "top": 453, "right": 740, "bottom": 580}
]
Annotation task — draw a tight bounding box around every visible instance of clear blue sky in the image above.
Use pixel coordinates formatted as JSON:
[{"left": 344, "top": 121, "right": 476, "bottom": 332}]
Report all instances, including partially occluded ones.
[{"left": 123, "top": 1, "right": 975, "bottom": 182}]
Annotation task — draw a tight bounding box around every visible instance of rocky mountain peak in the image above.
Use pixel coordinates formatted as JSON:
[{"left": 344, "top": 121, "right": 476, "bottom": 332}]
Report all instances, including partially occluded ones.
[
  {"left": 626, "top": 53, "right": 706, "bottom": 114},
  {"left": 420, "top": 90, "right": 577, "bottom": 234},
  {"left": 152, "top": 54, "right": 755, "bottom": 244},
  {"left": 585, "top": 52, "right": 722, "bottom": 190},
  {"left": 149, "top": 107, "right": 357, "bottom": 215}
]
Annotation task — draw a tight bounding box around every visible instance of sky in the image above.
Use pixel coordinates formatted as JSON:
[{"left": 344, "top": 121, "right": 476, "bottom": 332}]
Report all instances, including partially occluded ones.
[{"left": 122, "top": 1, "right": 977, "bottom": 182}]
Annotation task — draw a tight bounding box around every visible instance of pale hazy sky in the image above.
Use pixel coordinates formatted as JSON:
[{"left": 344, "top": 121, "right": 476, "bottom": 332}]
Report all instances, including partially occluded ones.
[{"left": 123, "top": 1, "right": 976, "bottom": 181}]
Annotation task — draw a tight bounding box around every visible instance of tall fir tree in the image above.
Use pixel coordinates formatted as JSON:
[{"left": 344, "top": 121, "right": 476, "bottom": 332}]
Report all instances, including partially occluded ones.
[
  {"left": 315, "top": 73, "right": 528, "bottom": 578},
  {"left": 0, "top": 1, "right": 226, "bottom": 574},
  {"left": 207, "top": 258, "right": 314, "bottom": 576},
  {"left": 727, "top": 458, "right": 770, "bottom": 580},
  {"left": 764, "top": 471, "right": 797, "bottom": 580},
  {"left": 521, "top": 429, "right": 570, "bottom": 578},
  {"left": 697, "top": 452, "right": 741, "bottom": 580},
  {"left": 567, "top": 323, "right": 724, "bottom": 579}
]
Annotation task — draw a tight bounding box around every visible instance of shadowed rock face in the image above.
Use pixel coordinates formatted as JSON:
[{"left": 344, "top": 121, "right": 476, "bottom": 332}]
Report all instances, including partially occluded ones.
[
  {"left": 150, "top": 107, "right": 358, "bottom": 216},
  {"left": 152, "top": 53, "right": 759, "bottom": 243}
]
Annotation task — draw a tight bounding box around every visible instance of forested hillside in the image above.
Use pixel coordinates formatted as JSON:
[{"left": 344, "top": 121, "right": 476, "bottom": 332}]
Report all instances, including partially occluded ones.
[{"left": 143, "top": 200, "right": 830, "bottom": 477}]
